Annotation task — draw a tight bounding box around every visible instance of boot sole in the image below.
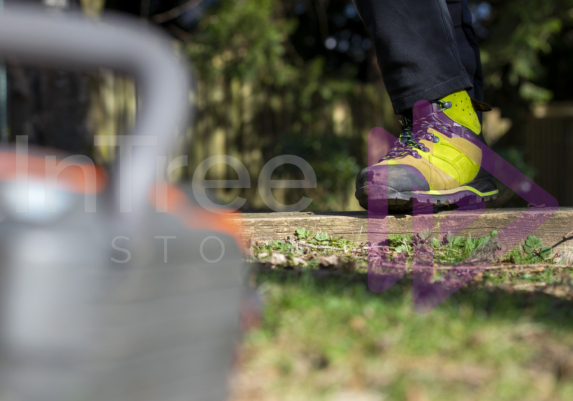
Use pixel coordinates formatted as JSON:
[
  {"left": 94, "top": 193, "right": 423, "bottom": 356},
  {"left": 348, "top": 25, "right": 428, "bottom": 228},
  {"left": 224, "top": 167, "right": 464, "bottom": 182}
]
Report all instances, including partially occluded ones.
[{"left": 355, "top": 179, "right": 499, "bottom": 213}]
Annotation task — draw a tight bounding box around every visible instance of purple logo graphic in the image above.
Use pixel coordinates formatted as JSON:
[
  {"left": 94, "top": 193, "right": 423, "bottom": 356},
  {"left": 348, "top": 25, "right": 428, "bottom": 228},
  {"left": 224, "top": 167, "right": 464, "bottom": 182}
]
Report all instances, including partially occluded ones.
[{"left": 367, "top": 100, "right": 559, "bottom": 313}]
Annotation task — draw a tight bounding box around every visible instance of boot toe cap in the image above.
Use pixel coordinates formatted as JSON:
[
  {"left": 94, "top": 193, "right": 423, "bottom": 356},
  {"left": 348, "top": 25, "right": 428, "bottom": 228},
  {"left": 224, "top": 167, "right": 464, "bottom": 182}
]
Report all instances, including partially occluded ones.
[{"left": 355, "top": 164, "right": 430, "bottom": 193}]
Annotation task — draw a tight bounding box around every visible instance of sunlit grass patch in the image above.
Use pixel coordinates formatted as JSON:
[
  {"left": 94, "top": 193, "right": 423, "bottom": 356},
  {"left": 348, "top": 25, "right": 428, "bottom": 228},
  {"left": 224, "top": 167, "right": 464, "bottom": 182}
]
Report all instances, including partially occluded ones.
[{"left": 231, "top": 272, "right": 573, "bottom": 400}]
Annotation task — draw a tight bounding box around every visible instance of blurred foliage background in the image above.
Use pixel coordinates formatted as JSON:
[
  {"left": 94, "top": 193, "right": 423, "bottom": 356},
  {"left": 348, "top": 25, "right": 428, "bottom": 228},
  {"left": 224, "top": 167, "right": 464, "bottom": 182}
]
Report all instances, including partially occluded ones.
[{"left": 6, "top": 0, "right": 573, "bottom": 210}]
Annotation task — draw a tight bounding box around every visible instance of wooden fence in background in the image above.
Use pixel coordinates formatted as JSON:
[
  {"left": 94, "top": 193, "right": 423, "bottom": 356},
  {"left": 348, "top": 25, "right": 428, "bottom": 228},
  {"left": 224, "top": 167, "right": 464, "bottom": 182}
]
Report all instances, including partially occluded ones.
[{"left": 526, "top": 102, "right": 573, "bottom": 206}]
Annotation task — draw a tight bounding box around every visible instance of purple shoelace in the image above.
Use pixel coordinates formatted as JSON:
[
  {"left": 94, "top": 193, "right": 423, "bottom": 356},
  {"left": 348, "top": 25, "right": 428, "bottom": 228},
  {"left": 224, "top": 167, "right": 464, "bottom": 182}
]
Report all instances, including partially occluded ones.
[{"left": 379, "top": 101, "right": 453, "bottom": 162}]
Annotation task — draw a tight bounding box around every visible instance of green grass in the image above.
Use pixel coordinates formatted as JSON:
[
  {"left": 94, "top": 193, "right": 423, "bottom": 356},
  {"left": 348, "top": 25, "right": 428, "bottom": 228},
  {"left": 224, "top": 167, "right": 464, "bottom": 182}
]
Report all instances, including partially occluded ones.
[
  {"left": 248, "top": 229, "right": 559, "bottom": 273},
  {"left": 231, "top": 230, "right": 573, "bottom": 400}
]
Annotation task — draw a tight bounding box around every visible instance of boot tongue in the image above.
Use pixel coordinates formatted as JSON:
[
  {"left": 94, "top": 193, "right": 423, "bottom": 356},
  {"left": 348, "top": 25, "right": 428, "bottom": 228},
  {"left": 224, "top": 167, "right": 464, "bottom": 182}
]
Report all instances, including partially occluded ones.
[
  {"left": 398, "top": 116, "right": 412, "bottom": 142},
  {"left": 398, "top": 116, "right": 420, "bottom": 147},
  {"left": 379, "top": 116, "right": 422, "bottom": 161}
]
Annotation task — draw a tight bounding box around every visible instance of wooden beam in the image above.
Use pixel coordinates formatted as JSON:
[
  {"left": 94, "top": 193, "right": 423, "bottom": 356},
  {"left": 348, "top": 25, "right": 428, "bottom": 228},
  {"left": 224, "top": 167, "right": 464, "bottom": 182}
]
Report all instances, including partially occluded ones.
[{"left": 230, "top": 208, "right": 573, "bottom": 251}]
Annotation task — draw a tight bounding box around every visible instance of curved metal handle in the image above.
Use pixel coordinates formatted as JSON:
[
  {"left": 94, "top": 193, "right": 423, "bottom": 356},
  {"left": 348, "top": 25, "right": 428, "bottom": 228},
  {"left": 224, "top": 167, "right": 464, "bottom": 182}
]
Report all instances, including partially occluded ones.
[{"left": 0, "top": 6, "right": 191, "bottom": 223}]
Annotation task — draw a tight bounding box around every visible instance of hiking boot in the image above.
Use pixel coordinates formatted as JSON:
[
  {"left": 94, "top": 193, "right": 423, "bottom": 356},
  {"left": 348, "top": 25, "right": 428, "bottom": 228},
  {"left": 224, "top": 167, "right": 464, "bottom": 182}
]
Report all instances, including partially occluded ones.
[{"left": 355, "top": 90, "right": 498, "bottom": 212}]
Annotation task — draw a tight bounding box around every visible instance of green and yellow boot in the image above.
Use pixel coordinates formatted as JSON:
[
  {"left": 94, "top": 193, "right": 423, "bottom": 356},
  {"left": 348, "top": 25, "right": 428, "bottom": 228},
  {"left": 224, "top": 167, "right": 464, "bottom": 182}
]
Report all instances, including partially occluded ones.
[{"left": 355, "top": 90, "right": 498, "bottom": 212}]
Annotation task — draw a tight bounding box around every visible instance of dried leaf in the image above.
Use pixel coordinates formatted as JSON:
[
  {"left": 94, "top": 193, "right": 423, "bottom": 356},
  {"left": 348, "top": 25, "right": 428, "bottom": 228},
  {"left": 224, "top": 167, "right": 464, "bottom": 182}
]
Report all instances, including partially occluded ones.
[
  {"left": 270, "top": 253, "right": 287, "bottom": 265},
  {"left": 292, "top": 257, "right": 308, "bottom": 267},
  {"left": 318, "top": 254, "right": 339, "bottom": 267}
]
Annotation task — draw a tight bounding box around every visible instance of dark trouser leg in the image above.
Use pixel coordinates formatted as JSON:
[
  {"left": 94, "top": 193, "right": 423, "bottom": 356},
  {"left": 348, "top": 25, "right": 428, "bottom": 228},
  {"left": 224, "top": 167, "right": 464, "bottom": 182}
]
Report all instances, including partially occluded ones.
[
  {"left": 353, "top": 0, "right": 481, "bottom": 114},
  {"left": 446, "top": 0, "right": 484, "bottom": 103}
]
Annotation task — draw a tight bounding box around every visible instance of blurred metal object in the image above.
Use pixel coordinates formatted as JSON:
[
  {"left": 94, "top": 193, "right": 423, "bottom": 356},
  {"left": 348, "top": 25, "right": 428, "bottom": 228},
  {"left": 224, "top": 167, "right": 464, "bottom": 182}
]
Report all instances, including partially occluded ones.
[
  {"left": 0, "top": 5, "right": 245, "bottom": 401},
  {"left": 0, "top": 4, "right": 191, "bottom": 228},
  {"left": 0, "top": 0, "right": 7, "bottom": 144}
]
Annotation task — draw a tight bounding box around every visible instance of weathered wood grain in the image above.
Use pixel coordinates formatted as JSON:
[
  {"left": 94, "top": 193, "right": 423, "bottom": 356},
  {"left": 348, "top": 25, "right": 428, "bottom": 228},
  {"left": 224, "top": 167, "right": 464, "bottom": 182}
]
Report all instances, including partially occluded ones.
[{"left": 230, "top": 208, "right": 573, "bottom": 251}]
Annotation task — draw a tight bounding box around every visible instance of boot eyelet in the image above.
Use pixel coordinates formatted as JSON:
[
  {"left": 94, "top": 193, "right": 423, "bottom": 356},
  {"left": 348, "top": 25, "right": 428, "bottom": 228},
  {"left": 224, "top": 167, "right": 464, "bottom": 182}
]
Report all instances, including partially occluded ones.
[{"left": 433, "top": 136, "right": 439, "bottom": 143}]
